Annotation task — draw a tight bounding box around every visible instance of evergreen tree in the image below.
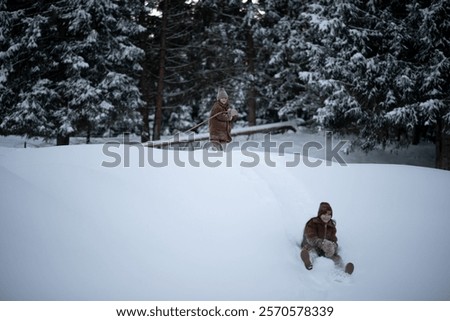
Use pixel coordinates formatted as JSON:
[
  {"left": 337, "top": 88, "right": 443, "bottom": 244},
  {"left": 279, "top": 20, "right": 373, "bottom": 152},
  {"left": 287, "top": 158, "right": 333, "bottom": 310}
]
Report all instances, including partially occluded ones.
[
  {"left": 192, "top": 0, "right": 243, "bottom": 126},
  {"left": 0, "top": 0, "right": 57, "bottom": 138},
  {"left": 151, "top": 0, "right": 199, "bottom": 140},
  {"left": 0, "top": 0, "right": 145, "bottom": 144},
  {"left": 193, "top": 0, "right": 267, "bottom": 127},
  {"left": 296, "top": 0, "right": 449, "bottom": 168},
  {"left": 408, "top": 0, "right": 450, "bottom": 168},
  {"left": 259, "top": 0, "right": 316, "bottom": 123},
  {"left": 137, "top": 0, "right": 159, "bottom": 142}
]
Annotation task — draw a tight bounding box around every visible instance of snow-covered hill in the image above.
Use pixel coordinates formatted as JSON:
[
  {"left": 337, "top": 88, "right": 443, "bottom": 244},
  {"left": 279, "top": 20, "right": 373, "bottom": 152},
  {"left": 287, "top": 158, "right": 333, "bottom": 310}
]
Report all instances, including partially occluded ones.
[{"left": 0, "top": 139, "right": 449, "bottom": 300}]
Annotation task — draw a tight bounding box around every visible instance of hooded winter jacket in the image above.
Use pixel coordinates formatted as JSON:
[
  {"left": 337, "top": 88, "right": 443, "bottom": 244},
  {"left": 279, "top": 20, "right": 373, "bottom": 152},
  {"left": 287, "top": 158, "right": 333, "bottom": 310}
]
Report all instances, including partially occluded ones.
[
  {"left": 301, "top": 202, "right": 338, "bottom": 250},
  {"left": 209, "top": 100, "right": 233, "bottom": 143}
]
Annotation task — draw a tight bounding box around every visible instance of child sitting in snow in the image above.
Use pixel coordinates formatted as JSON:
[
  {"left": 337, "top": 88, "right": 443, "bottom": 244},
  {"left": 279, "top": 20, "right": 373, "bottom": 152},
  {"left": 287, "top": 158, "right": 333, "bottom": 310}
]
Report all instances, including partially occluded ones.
[{"left": 300, "top": 202, "right": 354, "bottom": 274}]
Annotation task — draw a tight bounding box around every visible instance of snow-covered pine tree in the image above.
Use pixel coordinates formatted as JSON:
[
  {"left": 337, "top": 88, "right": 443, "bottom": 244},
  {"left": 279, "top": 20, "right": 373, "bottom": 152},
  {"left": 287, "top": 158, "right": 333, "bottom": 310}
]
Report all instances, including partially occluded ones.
[
  {"left": 407, "top": 0, "right": 450, "bottom": 168},
  {"left": 193, "top": 0, "right": 268, "bottom": 127},
  {"left": 259, "top": 0, "right": 318, "bottom": 123},
  {"left": 191, "top": 0, "right": 242, "bottom": 125},
  {"left": 136, "top": 0, "right": 159, "bottom": 143},
  {"left": 53, "top": 0, "right": 145, "bottom": 143},
  {"left": 0, "top": 0, "right": 145, "bottom": 144},
  {"left": 0, "top": 0, "right": 59, "bottom": 138},
  {"left": 299, "top": 0, "right": 386, "bottom": 147},
  {"left": 150, "top": 0, "right": 202, "bottom": 140},
  {"left": 295, "top": 0, "right": 450, "bottom": 168},
  {"left": 0, "top": 0, "right": 16, "bottom": 136}
]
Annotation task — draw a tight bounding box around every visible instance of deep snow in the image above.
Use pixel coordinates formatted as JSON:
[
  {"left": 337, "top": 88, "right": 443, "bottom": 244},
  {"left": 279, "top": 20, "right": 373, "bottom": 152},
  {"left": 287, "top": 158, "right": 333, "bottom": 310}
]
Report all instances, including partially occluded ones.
[{"left": 0, "top": 132, "right": 449, "bottom": 300}]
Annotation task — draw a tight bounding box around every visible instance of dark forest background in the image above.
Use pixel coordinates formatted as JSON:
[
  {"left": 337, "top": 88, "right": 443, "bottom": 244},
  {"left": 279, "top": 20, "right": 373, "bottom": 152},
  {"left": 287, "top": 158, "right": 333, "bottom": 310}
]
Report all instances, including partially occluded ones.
[{"left": 1, "top": 0, "right": 449, "bottom": 168}]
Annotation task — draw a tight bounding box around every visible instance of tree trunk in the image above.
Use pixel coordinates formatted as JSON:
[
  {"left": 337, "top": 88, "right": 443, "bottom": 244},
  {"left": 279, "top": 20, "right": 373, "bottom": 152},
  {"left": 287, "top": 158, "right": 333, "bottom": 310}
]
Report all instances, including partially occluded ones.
[
  {"left": 139, "top": 0, "right": 151, "bottom": 143},
  {"left": 153, "top": 0, "right": 168, "bottom": 141},
  {"left": 56, "top": 134, "right": 70, "bottom": 146},
  {"left": 435, "top": 119, "right": 450, "bottom": 170},
  {"left": 140, "top": 101, "right": 150, "bottom": 143},
  {"left": 412, "top": 124, "right": 422, "bottom": 145},
  {"left": 443, "top": 134, "right": 450, "bottom": 171},
  {"left": 246, "top": 27, "right": 256, "bottom": 127},
  {"left": 86, "top": 124, "right": 91, "bottom": 144}
]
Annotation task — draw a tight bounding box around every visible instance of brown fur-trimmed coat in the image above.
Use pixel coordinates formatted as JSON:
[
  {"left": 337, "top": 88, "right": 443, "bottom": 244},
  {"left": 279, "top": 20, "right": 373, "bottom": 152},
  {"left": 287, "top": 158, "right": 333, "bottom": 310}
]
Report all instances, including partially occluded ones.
[
  {"left": 301, "top": 202, "right": 338, "bottom": 252},
  {"left": 208, "top": 101, "right": 234, "bottom": 143}
]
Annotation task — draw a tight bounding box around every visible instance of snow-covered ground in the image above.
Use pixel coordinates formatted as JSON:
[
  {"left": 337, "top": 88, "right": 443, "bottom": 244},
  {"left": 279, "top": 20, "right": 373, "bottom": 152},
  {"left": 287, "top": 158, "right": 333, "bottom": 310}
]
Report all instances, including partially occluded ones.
[{"left": 0, "top": 131, "right": 449, "bottom": 300}]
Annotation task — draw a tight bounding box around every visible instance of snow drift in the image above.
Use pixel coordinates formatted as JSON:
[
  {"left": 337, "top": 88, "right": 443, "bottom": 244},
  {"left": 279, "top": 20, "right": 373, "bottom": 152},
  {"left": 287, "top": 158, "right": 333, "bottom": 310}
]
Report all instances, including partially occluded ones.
[{"left": 0, "top": 143, "right": 449, "bottom": 300}]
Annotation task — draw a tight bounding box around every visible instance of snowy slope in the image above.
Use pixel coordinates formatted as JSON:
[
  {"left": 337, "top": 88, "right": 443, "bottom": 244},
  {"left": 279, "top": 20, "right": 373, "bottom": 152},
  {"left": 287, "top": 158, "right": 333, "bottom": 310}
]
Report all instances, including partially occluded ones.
[{"left": 0, "top": 143, "right": 449, "bottom": 300}]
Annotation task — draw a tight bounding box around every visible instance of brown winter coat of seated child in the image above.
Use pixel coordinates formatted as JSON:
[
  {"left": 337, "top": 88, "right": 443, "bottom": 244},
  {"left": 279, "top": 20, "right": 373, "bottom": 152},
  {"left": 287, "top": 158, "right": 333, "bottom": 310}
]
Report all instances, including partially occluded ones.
[{"left": 300, "top": 202, "right": 354, "bottom": 274}]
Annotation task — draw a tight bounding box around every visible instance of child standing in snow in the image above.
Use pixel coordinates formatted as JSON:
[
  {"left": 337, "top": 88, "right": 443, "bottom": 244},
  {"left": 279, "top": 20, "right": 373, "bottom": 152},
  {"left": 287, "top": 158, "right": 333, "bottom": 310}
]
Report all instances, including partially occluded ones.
[
  {"left": 300, "top": 202, "right": 354, "bottom": 274},
  {"left": 207, "top": 88, "right": 238, "bottom": 151}
]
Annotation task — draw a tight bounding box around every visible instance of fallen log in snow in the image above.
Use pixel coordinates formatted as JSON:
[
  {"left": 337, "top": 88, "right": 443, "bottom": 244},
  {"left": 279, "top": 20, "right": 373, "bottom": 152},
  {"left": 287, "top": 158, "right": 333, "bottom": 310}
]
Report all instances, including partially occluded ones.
[{"left": 145, "top": 121, "right": 297, "bottom": 148}]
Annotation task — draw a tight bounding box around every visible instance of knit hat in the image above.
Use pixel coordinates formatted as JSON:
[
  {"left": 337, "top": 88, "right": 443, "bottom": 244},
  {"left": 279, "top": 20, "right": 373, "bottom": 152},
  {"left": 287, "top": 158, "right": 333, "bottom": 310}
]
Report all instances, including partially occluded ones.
[
  {"left": 317, "top": 202, "right": 333, "bottom": 217},
  {"left": 217, "top": 88, "right": 228, "bottom": 100}
]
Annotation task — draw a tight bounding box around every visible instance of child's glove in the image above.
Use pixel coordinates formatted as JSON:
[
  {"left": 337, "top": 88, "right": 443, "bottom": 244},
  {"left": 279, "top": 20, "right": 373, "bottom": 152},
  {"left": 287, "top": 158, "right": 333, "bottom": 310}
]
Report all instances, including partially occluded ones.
[
  {"left": 228, "top": 108, "right": 238, "bottom": 120},
  {"left": 321, "top": 239, "right": 337, "bottom": 258}
]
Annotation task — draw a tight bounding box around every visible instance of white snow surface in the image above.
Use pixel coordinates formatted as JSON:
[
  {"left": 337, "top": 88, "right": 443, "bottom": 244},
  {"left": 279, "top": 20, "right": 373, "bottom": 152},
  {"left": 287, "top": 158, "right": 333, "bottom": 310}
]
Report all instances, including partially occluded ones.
[{"left": 0, "top": 133, "right": 449, "bottom": 300}]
